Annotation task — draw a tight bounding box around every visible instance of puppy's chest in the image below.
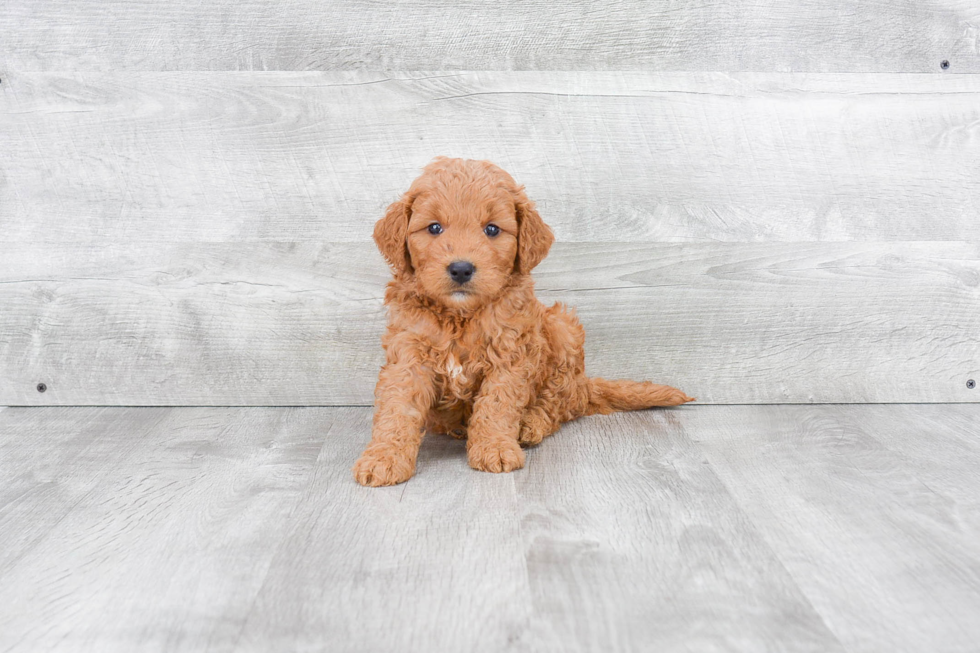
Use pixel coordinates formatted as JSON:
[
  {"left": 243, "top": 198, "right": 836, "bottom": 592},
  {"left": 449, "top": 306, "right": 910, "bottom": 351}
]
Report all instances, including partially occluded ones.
[{"left": 430, "top": 342, "right": 485, "bottom": 399}]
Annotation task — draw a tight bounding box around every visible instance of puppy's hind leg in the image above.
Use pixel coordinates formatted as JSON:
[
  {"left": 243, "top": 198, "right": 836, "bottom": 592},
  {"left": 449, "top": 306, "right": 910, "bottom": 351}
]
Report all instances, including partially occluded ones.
[
  {"left": 518, "top": 404, "right": 559, "bottom": 446},
  {"left": 519, "top": 355, "right": 589, "bottom": 446},
  {"left": 518, "top": 382, "right": 571, "bottom": 447}
]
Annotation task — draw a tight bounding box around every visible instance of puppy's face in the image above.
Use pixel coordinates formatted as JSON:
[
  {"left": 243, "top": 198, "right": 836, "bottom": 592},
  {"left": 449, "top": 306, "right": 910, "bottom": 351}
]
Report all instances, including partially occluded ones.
[
  {"left": 374, "top": 158, "right": 554, "bottom": 310},
  {"left": 405, "top": 182, "right": 519, "bottom": 310}
]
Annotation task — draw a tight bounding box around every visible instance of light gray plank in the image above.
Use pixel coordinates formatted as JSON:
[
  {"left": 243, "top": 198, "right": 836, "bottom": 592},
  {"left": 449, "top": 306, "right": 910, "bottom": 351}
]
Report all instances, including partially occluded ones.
[
  {"left": 0, "top": 407, "right": 170, "bottom": 578},
  {"left": 552, "top": 241, "right": 980, "bottom": 404},
  {"left": 851, "top": 405, "right": 980, "bottom": 526},
  {"left": 687, "top": 405, "right": 980, "bottom": 653},
  {"left": 0, "top": 241, "right": 387, "bottom": 406},
  {"left": 3, "top": 406, "right": 979, "bottom": 651},
  {"left": 236, "top": 409, "right": 535, "bottom": 653},
  {"left": 3, "top": 72, "right": 980, "bottom": 244},
  {"left": 2, "top": 405, "right": 838, "bottom": 653},
  {"left": 2, "top": 0, "right": 978, "bottom": 72},
  {"left": 1, "top": 241, "right": 977, "bottom": 405},
  {"left": 0, "top": 406, "right": 327, "bottom": 653},
  {"left": 515, "top": 410, "right": 844, "bottom": 653}
]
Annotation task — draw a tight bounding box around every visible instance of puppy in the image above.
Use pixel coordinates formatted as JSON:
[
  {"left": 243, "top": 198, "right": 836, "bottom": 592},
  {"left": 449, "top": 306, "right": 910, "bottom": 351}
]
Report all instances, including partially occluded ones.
[{"left": 354, "top": 157, "right": 694, "bottom": 486}]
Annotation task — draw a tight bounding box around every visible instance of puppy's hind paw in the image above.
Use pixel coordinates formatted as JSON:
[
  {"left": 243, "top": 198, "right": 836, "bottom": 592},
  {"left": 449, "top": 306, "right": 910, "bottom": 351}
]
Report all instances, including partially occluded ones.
[{"left": 518, "top": 410, "right": 553, "bottom": 446}]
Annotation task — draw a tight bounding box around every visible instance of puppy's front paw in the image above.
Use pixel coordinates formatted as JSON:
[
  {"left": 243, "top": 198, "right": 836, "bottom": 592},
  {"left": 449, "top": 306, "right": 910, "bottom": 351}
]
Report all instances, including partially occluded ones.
[
  {"left": 353, "top": 444, "right": 415, "bottom": 487},
  {"left": 467, "top": 438, "right": 525, "bottom": 473}
]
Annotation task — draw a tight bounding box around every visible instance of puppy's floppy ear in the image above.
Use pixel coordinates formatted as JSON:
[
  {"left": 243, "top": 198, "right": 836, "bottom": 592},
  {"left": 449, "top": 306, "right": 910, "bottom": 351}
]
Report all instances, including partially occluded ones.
[
  {"left": 514, "top": 189, "right": 554, "bottom": 274},
  {"left": 373, "top": 195, "right": 414, "bottom": 274}
]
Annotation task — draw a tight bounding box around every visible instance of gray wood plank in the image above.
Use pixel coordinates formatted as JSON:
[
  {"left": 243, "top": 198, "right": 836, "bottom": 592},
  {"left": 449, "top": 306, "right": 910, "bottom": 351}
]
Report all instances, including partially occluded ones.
[
  {"left": 0, "top": 407, "right": 169, "bottom": 578},
  {"left": 0, "top": 241, "right": 388, "bottom": 406},
  {"left": 2, "top": 0, "right": 978, "bottom": 72},
  {"left": 852, "top": 405, "right": 980, "bottom": 527},
  {"left": 687, "top": 405, "right": 980, "bottom": 653},
  {"left": 3, "top": 405, "right": 979, "bottom": 651},
  {"left": 2, "top": 241, "right": 976, "bottom": 405},
  {"left": 235, "top": 408, "right": 535, "bottom": 653},
  {"left": 514, "top": 410, "right": 845, "bottom": 653},
  {"left": 0, "top": 406, "right": 327, "bottom": 652},
  {"left": 0, "top": 406, "right": 843, "bottom": 652},
  {"left": 3, "top": 72, "right": 980, "bottom": 244}
]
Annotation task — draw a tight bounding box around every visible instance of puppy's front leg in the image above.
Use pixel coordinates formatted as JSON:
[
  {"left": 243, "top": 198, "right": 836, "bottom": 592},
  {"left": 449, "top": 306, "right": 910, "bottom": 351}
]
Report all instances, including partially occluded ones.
[
  {"left": 467, "top": 368, "right": 532, "bottom": 473},
  {"left": 354, "top": 351, "right": 436, "bottom": 487}
]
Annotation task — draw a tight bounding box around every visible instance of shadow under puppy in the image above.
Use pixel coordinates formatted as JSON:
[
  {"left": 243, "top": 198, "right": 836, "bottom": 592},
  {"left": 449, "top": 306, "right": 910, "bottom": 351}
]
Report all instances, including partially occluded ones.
[{"left": 354, "top": 157, "right": 695, "bottom": 486}]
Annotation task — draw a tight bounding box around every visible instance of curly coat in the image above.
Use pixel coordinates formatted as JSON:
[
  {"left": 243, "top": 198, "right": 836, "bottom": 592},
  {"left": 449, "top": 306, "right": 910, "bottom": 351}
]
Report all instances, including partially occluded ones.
[{"left": 354, "top": 157, "right": 694, "bottom": 486}]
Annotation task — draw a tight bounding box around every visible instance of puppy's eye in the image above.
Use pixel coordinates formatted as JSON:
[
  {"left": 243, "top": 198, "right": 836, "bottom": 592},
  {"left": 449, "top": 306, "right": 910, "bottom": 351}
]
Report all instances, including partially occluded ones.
[
  {"left": 427, "top": 223, "right": 443, "bottom": 235},
  {"left": 484, "top": 223, "right": 500, "bottom": 237}
]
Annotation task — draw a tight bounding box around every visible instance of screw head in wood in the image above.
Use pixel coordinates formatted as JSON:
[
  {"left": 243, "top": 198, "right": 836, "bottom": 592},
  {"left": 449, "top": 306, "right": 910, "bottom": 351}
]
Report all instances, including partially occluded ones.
[
  {"left": 941, "top": 60, "right": 950, "bottom": 70},
  {"left": 37, "top": 382, "right": 47, "bottom": 393},
  {"left": 968, "top": 379, "right": 976, "bottom": 389}
]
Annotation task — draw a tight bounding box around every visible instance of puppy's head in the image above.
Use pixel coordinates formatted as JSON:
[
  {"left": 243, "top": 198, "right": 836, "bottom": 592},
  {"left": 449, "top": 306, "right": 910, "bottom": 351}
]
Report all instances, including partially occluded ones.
[{"left": 374, "top": 157, "right": 553, "bottom": 310}]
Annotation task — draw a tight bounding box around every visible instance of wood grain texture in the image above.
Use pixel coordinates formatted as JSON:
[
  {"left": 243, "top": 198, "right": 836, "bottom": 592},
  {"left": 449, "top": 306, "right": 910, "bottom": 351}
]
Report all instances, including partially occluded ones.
[
  {"left": 236, "top": 408, "right": 535, "bottom": 652},
  {"left": 514, "top": 410, "right": 845, "bottom": 652},
  {"left": 688, "top": 405, "right": 980, "bottom": 653},
  {"left": 3, "top": 72, "right": 980, "bottom": 244},
  {"left": 0, "top": 405, "right": 846, "bottom": 653},
  {"left": 1, "top": 240, "right": 977, "bottom": 405},
  {"left": 0, "top": 406, "right": 327, "bottom": 652},
  {"left": 4, "top": 405, "right": 979, "bottom": 651},
  {"left": 0, "top": 407, "right": 168, "bottom": 579},
  {"left": 2, "top": 0, "right": 979, "bottom": 72}
]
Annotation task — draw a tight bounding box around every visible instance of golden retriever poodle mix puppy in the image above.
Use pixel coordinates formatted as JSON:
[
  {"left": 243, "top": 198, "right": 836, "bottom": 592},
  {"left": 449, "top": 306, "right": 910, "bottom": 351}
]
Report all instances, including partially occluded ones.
[{"left": 354, "top": 157, "right": 695, "bottom": 486}]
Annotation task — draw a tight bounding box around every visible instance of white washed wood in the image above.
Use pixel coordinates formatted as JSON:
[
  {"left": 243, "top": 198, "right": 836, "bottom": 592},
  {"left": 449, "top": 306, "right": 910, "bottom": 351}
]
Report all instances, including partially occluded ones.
[
  {"left": 0, "top": 407, "right": 169, "bottom": 578},
  {"left": 236, "top": 408, "right": 536, "bottom": 653},
  {"left": 241, "top": 408, "right": 843, "bottom": 652},
  {"left": 688, "top": 405, "right": 980, "bottom": 653},
  {"left": 2, "top": 0, "right": 978, "bottom": 72},
  {"left": 845, "top": 404, "right": 980, "bottom": 540},
  {"left": 0, "top": 405, "right": 846, "bottom": 653},
  {"left": 0, "top": 242, "right": 389, "bottom": 406},
  {"left": 1, "top": 241, "right": 977, "bottom": 405},
  {"left": 3, "top": 72, "right": 980, "bottom": 244},
  {"left": 0, "top": 406, "right": 327, "bottom": 652},
  {"left": 5, "top": 406, "right": 980, "bottom": 651},
  {"left": 514, "top": 411, "right": 845, "bottom": 652}
]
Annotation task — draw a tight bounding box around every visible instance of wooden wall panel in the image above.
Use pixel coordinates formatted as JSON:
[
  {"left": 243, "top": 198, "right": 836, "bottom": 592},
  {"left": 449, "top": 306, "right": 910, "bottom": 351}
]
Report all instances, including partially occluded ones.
[
  {"left": 3, "top": 72, "right": 978, "bottom": 405},
  {"left": 2, "top": 0, "right": 978, "bottom": 72},
  {"left": 1, "top": 242, "right": 976, "bottom": 405},
  {"left": 3, "top": 72, "right": 979, "bottom": 244}
]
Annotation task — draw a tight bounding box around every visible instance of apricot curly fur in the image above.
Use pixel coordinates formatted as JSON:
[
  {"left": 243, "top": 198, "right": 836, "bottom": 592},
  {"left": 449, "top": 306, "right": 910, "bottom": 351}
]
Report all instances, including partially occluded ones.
[{"left": 353, "top": 157, "right": 695, "bottom": 487}]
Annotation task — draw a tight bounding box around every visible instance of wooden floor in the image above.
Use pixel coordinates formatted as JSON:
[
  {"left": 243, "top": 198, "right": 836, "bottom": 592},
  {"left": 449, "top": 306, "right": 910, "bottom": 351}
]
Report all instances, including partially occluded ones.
[{"left": 0, "top": 404, "right": 978, "bottom": 652}]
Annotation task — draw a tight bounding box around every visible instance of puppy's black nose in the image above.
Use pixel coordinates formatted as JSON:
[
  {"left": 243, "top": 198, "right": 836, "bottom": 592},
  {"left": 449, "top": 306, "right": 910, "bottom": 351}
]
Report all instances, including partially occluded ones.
[{"left": 447, "top": 260, "right": 475, "bottom": 285}]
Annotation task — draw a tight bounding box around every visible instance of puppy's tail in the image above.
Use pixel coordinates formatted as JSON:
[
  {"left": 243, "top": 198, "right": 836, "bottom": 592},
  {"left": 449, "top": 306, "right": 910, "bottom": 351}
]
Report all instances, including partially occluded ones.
[{"left": 584, "top": 377, "right": 695, "bottom": 416}]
